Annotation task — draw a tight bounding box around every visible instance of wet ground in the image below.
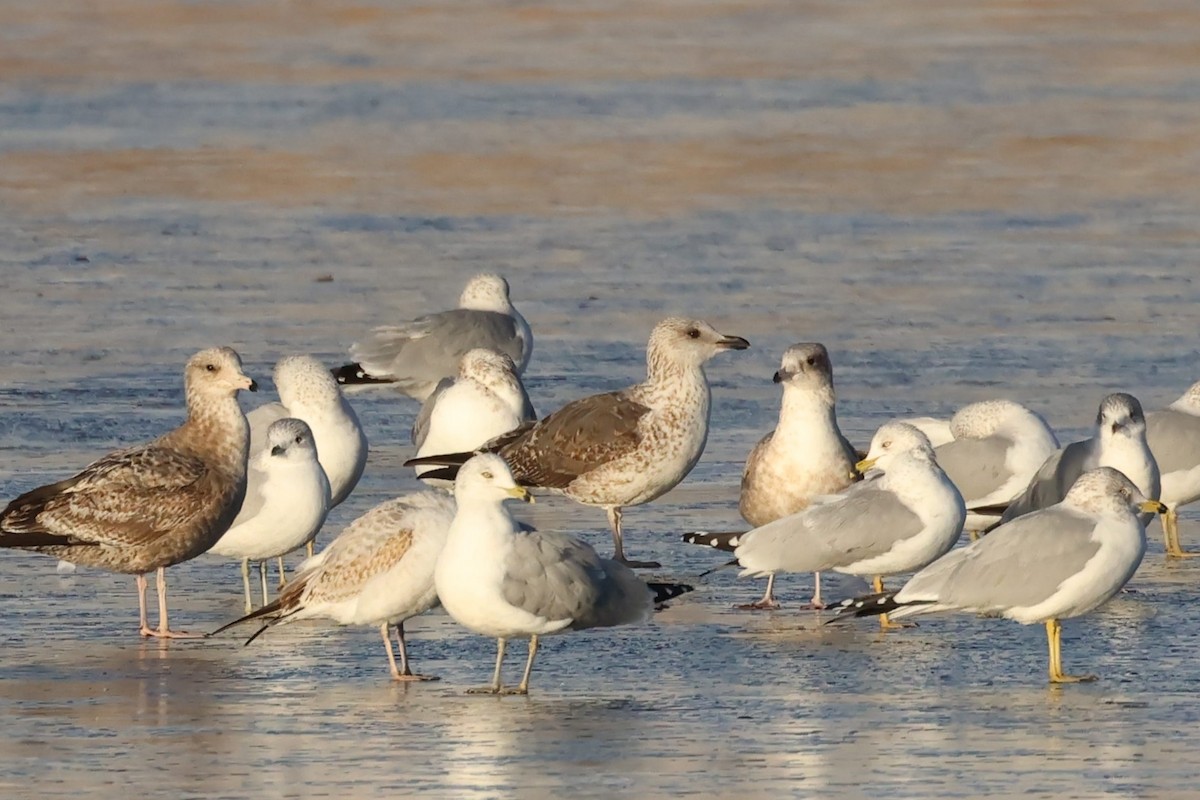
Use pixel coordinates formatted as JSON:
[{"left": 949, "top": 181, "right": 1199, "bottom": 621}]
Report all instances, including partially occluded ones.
[{"left": 3, "top": 0, "right": 1200, "bottom": 797}]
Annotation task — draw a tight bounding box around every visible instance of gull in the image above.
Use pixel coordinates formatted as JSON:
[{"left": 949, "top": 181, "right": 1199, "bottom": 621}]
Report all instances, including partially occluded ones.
[
  {"left": 211, "top": 490, "right": 455, "bottom": 681},
  {"left": 996, "top": 393, "right": 1159, "bottom": 529},
  {"left": 434, "top": 455, "right": 692, "bottom": 695},
  {"left": 708, "top": 422, "right": 964, "bottom": 630},
  {"left": 832, "top": 468, "right": 1165, "bottom": 683},
  {"left": 0, "top": 347, "right": 256, "bottom": 638},
  {"left": 683, "top": 343, "right": 859, "bottom": 610},
  {"left": 208, "top": 418, "right": 331, "bottom": 612},
  {"left": 407, "top": 317, "right": 749, "bottom": 568},
  {"left": 924, "top": 400, "right": 1059, "bottom": 533},
  {"left": 411, "top": 349, "right": 536, "bottom": 487},
  {"left": 1145, "top": 379, "right": 1200, "bottom": 557},
  {"left": 332, "top": 273, "right": 533, "bottom": 401}
]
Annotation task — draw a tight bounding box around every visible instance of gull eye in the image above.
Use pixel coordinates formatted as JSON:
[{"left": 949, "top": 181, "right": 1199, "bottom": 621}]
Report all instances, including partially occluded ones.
[
  {"left": 205, "top": 364, "right": 217, "bottom": 372},
  {"left": 481, "top": 470, "right": 494, "bottom": 479},
  {"left": 295, "top": 436, "right": 303, "bottom": 444},
  {"left": 806, "top": 356, "right": 816, "bottom": 366},
  {"left": 686, "top": 328, "right": 701, "bottom": 339}
]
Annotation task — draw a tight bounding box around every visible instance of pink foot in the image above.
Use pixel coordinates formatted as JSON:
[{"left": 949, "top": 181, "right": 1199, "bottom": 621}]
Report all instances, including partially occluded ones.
[
  {"left": 392, "top": 673, "right": 441, "bottom": 682},
  {"left": 795, "top": 600, "right": 827, "bottom": 611},
  {"left": 735, "top": 599, "right": 781, "bottom": 611},
  {"left": 139, "top": 626, "right": 203, "bottom": 639}
]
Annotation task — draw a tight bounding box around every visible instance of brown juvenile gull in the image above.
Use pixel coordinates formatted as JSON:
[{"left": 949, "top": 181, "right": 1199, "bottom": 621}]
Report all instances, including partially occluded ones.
[
  {"left": 407, "top": 316, "right": 750, "bottom": 568},
  {"left": 332, "top": 273, "right": 533, "bottom": 400},
  {"left": 683, "top": 343, "right": 859, "bottom": 610},
  {"left": 0, "top": 347, "right": 256, "bottom": 638},
  {"left": 1144, "top": 379, "right": 1200, "bottom": 557}
]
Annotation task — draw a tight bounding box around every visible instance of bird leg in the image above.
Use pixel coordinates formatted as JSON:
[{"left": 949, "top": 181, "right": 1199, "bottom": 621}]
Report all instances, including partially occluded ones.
[
  {"left": 1045, "top": 618, "right": 1097, "bottom": 683},
  {"left": 140, "top": 567, "right": 200, "bottom": 638},
  {"left": 502, "top": 635, "right": 539, "bottom": 695},
  {"left": 258, "top": 561, "right": 270, "bottom": 607},
  {"left": 136, "top": 574, "right": 150, "bottom": 633},
  {"left": 873, "top": 575, "right": 914, "bottom": 630},
  {"left": 468, "top": 638, "right": 508, "bottom": 694},
  {"left": 239, "top": 558, "right": 253, "bottom": 614},
  {"left": 1163, "top": 508, "right": 1199, "bottom": 558},
  {"left": 608, "top": 506, "right": 660, "bottom": 569},
  {"left": 276, "top": 556, "right": 288, "bottom": 588},
  {"left": 736, "top": 573, "right": 781, "bottom": 610},
  {"left": 390, "top": 622, "right": 438, "bottom": 682},
  {"left": 796, "top": 571, "right": 827, "bottom": 611},
  {"left": 306, "top": 541, "right": 315, "bottom": 559}
]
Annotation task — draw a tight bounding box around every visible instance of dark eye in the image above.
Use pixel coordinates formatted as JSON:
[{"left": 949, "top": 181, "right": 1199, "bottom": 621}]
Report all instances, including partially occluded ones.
[
  {"left": 686, "top": 328, "right": 700, "bottom": 339},
  {"left": 806, "top": 356, "right": 816, "bottom": 366},
  {"left": 205, "top": 364, "right": 217, "bottom": 372},
  {"left": 295, "top": 436, "right": 303, "bottom": 444}
]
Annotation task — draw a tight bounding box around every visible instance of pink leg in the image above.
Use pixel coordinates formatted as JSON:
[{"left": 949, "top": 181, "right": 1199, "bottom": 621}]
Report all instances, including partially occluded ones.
[
  {"left": 136, "top": 574, "right": 152, "bottom": 635},
  {"left": 736, "top": 573, "right": 782, "bottom": 610},
  {"left": 141, "top": 567, "right": 201, "bottom": 639},
  {"left": 796, "top": 571, "right": 827, "bottom": 610}
]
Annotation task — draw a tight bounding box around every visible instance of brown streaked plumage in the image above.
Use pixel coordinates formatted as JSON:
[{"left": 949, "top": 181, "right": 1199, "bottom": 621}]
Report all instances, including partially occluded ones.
[{"left": 0, "top": 346, "right": 257, "bottom": 638}]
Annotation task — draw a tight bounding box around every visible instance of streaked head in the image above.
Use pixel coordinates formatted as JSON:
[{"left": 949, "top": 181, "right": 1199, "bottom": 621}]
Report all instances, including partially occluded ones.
[
  {"left": 1065, "top": 467, "right": 1165, "bottom": 518},
  {"left": 773, "top": 342, "right": 834, "bottom": 392},
  {"left": 274, "top": 355, "right": 341, "bottom": 409},
  {"left": 458, "top": 273, "right": 513, "bottom": 313},
  {"left": 454, "top": 453, "right": 534, "bottom": 505},
  {"left": 1096, "top": 393, "right": 1146, "bottom": 441},
  {"left": 949, "top": 399, "right": 1024, "bottom": 439},
  {"left": 857, "top": 422, "right": 935, "bottom": 473},
  {"left": 458, "top": 348, "right": 519, "bottom": 384},
  {"left": 266, "top": 418, "right": 319, "bottom": 462},
  {"left": 646, "top": 317, "right": 750, "bottom": 372},
  {"left": 185, "top": 346, "right": 256, "bottom": 398}
]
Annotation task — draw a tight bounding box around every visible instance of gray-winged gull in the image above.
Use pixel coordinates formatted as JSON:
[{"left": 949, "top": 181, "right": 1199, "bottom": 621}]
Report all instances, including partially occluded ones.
[
  {"left": 407, "top": 316, "right": 749, "bottom": 568},
  {"left": 1145, "top": 379, "right": 1200, "bottom": 557},
  {"left": 209, "top": 418, "right": 331, "bottom": 612},
  {"left": 212, "top": 490, "right": 455, "bottom": 681},
  {"left": 333, "top": 273, "right": 533, "bottom": 401},
  {"left": 833, "top": 467, "right": 1165, "bottom": 683},
  {"left": 0, "top": 347, "right": 257, "bottom": 638},
  {"left": 434, "top": 455, "right": 692, "bottom": 695},
  {"left": 683, "top": 343, "right": 859, "bottom": 610}
]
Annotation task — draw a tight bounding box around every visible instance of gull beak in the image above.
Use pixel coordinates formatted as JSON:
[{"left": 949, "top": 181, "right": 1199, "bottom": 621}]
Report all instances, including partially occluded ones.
[
  {"left": 507, "top": 485, "right": 534, "bottom": 504},
  {"left": 717, "top": 335, "right": 750, "bottom": 351},
  {"left": 855, "top": 457, "right": 878, "bottom": 473},
  {"left": 772, "top": 369, "right": 792, "bottom": 384},
  {"left": 1139, "top": 499, "right": 1168, "bottom": 515},
  {"left": 234, "top": 374, "right": 258, "bottom": 392},
  {"left": 270, "top": 445, "right": 284, "bottom": 457}
]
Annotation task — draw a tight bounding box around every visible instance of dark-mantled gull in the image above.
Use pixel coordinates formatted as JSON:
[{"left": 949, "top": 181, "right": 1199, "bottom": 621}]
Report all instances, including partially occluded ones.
[
  {"left": 212, "top": 490, "right": 455, "bottom": 681},
  {"left": 833, "top": 468, "right": 1165, "bottom": 683},
  {"left": 717, "top": 422, "right": 965, "bottom": 630},
  {"left": 412, "top": 349, "right": 536, "bottom": 487},
  {"left": 407, "top": 317, "right": 749, "bottom": 568},
  {"left": 0, "top": 347, "right": 257, "bottom": 638},
  {"left": 683, "top": 343, "right": 859, "bottom": 610},
  {"left": 434, "top": 455, "right": 693, "bottom": 695},
  {"left": 1145, "top": 379, "right": 1200, "bottom": 557},
  {"left": 333, "top": 273, "right": 533, "bottom": 401},
  {"left": 996, "top": 393, "right": 1159, "bottom": 529},
  {"left": 208, "top": 418, "right": 331, "bottom": 612}
]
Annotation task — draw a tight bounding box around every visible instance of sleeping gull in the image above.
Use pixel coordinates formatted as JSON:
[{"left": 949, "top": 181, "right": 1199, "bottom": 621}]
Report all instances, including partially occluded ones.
[
  {"left": 333, "top": 273, "right": 533, "bottom": 401},
  {"left": 411, "top": 349, "right": 536, "bottom": 487},
  {"left": 682, "top": 343, "right": 859, "bottom": 610},
  {"left": 434, "top": 455, "right": 693, "bottom": 695},
  {"left": 832, "top": 468, "right": 1165, "bottom": 683},
  {"left": 212, "top": 490, "right": 455, "bottom": 681},
  {"left": 926, "top": 400, "right": 1059, "bottom": 533},
  {"left": 1145, "top": 379, "right": 1200, "bottom": 557},
  {"left": 0, "top": 347, "right": 256, "bottom": 638},
  {"left": 996, "top": 393, "right": 1159, "bottom": 529},
  {"left": 710, "top": 422, "right": 964, "bottom": 630},
  {"left": 208, "top": 418, "right": 331, "bottom": 612},
  {"left": 407, "top": 316, "right": 750, "bottom": 568}
]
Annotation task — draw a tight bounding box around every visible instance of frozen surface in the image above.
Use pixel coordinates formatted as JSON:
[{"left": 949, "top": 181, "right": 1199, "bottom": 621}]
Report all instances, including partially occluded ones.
[{"left": 2, "top": 0, "right": 1200, "bottom": 797}]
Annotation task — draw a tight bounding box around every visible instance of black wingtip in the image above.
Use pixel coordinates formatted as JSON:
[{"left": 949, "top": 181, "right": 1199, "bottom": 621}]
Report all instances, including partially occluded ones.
[
  {"left": 208, "top": 599, "right": 285, "bottom": 638},
  {"left": 331, "top": 362, "right": 394, "bottom": 386},
  {"left": 825, "top": 591, "right": 907, "bottom": 625},
  {"left": 404, "top": 451, "right": 474, "bottom": 468},
  {"left": 680, "top": 530, "right": 746, "bottom": 552},
  {"left": 417, "top": 467, "right": 461, "bottom": 483},
  {"left": 647, "top": 581, "right": 695, "bottom": 607}
]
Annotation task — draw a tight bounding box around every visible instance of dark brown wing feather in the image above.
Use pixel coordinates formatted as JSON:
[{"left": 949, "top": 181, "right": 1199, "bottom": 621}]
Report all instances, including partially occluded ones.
[{"left": 500, "top": 391, "right": 650, "bottom": 488}]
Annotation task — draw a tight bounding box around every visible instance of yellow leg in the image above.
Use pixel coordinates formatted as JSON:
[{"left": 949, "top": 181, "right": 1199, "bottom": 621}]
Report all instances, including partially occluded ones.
[
  {"left": 1164, "top": 508, "right": 1199, "bottom": 558},
  {"left": 1045, "top": 618, "right": 1097, "bottom": 683},
  {"left": 873, "top": 575, "right": 914, "bottom": 630}
]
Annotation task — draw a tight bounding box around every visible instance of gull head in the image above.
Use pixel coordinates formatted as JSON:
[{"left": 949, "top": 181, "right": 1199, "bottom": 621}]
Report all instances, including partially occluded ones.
[
  {"left": 265, "top": 418, "right": 319, "bottom": 463},
  {"left": 647, "top": 317, "right": 749, "bottom": 371},
  {"left": 186, "top": 346, "right": 256, "bottom": 398},
  {"left": 773, "top": 342, "right": 834, "bottom": 392},
  {"left": 459, "top": 348, "right": 520, "bottom": 389},
  {"left": 1096, "top": 393, "right": 1146, "bottom": 443},
  {"left": 857, "top": 421, "right": 935, "bottom": 473},
  {"left": 274, "top": 354, "right": 341, "bottom": 409},
  {"left": 455, "top": 454, "right": 534, "bottom": 506},
  {"left": 1065, "top": 467, "right": 1165, "bottom": 519},
  {"left": 458, "top": 273, "right": 513, "bottom": 313}
]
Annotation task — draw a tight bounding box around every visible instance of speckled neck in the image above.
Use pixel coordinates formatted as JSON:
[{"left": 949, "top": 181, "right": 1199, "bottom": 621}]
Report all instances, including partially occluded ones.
[{"left": 179, "top": 391, "right": 249, "bottom": 474}]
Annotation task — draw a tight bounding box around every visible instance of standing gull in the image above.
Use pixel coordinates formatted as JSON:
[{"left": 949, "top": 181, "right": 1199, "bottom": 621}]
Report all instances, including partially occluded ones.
[
  {"left": 996, "top": 393, "right": 1159, "bottom": 528},
  {"left": 412, "top": 349, "right": 536, "bottom": 487},
  {"left": 434, "top": 455, "right": 692, "bottom": 695},
  {"left": 208, "top": 418, "right": 331, "bottom": 612},
  {"left": 683, "top": 343, "right": 859, "bottom": 609},
  {"left": 0, "top": 347, "right": 256, "bottom": 638},
  {"left": 212, "top": 490, "right": 455, "bottom": 681},
  {"left": 702, "top": 422, "right": 965, "bottom": 630},
  {"left": 333, "top": 273, "right": 533, "bottom": 401},
  {"left": 408, "top": 317, "right": 750, "bottom": 567},
  {"left": 1145, "top": 379, "right": 1200, "bottom": 557},
  {"left": 833, "top": 468, "right": 1165, "bottom": 683}
]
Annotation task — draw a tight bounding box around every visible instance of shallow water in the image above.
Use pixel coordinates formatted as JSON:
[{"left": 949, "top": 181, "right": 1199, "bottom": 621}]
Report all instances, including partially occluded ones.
[{"left": 3, "top": 0, "right": 1200, "bottom": 797}]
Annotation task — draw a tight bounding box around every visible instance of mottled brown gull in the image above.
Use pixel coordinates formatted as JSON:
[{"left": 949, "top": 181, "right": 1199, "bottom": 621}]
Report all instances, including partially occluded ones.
[
  {"left": 683, "top": 343, "right": 859, "bottom": 610},
  {"left": 407, "top": 316, "right": 750, "bottom": 568},
  {"left": 833, "top": 468, "right": 1164, "bottom": 684},
  {"left": 0, "top": 347, "right": 256, "bottom": 638},
  {"left": 333, "top": 273, "right": 533, "bottom": 400},
  {"left": 1145, "top": 379, "right": 1200, "bottom": 557},
  {"left": 212, "top": 490, "right": 454, "bottom": 681},
  {"left": 434, "top": 455, "right": 692, "bottom": 695}
]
